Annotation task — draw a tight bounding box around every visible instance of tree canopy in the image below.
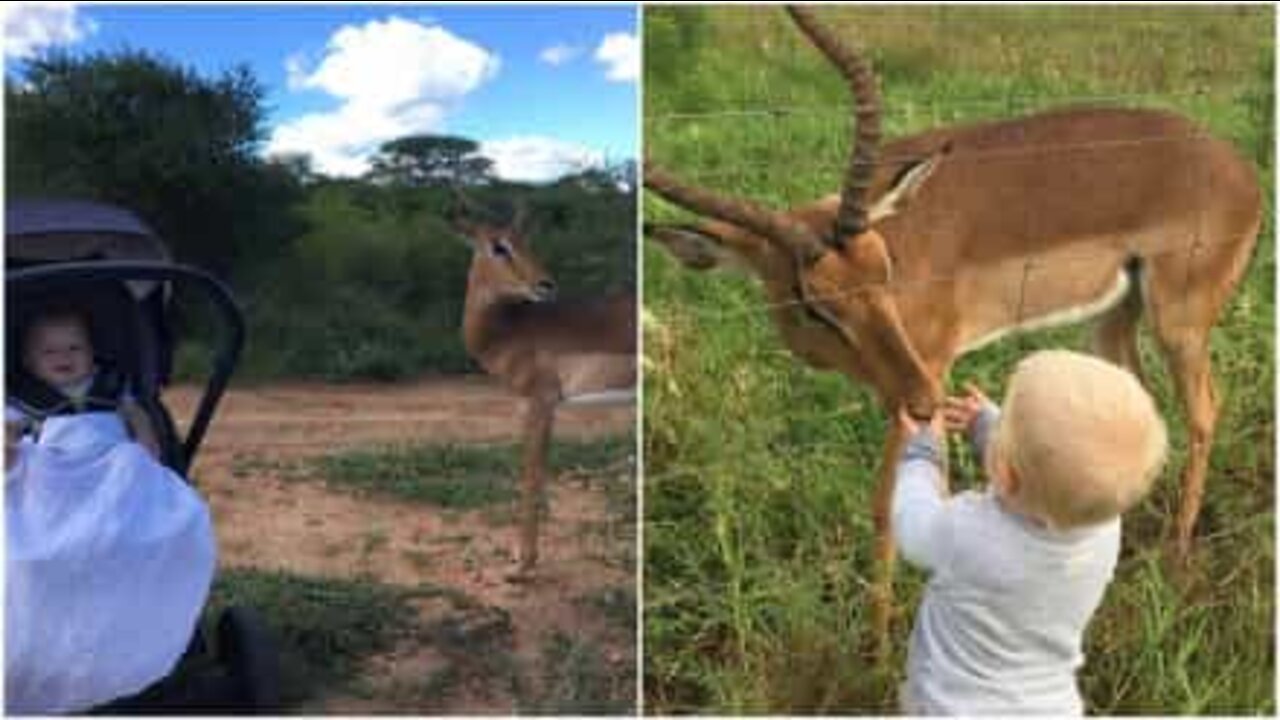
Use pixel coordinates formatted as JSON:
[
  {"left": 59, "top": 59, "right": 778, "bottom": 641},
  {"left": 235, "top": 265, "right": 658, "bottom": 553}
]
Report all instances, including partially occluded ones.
[
  {"left": 365, "top": 134, "right": 495, "bottom": 187},
  {"left": 6, "top": 48, "right": 301, "bottom": 275}
]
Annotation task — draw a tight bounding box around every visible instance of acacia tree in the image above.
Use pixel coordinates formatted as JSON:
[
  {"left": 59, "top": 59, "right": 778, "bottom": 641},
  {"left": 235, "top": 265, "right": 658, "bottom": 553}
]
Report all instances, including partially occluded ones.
[{"left": 365, "top": 134, "right": 495, "bottom": 187}]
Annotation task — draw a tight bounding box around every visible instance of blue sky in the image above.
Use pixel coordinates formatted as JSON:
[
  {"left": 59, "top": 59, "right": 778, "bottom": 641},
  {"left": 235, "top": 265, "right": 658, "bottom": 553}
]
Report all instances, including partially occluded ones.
[{"left": 3, "top": 3, "right": 638, "bottom": 181}]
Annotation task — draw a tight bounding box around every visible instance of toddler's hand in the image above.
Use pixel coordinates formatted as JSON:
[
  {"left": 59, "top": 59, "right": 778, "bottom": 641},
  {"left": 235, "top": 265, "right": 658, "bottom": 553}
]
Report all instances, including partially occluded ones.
[
  {"left": 897, "top": 406, "right": 943, "bottom": 438},
  {"left": 943, "top": 383, "right": 991, "bottom": 434}
]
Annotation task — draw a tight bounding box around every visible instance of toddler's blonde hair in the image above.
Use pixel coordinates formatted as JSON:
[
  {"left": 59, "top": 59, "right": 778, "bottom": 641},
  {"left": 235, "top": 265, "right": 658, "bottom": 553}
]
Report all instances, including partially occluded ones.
[{"left": 990, "top": 350, "right": 1168, "bottom": 529}]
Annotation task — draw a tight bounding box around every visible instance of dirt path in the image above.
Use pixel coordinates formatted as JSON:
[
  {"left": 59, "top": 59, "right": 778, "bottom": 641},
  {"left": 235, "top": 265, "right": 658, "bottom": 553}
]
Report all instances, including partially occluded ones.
[
  {"left": 165, "top": 377, "right": 636, "bottom": 713},
  {"left": 169, "top": 375, "right": 633, "bottom": 457}
]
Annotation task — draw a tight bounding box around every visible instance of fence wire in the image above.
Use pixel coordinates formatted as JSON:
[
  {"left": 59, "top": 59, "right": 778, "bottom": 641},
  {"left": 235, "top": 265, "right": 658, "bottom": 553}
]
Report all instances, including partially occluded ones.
[{"left": 649, "top": 88, "right": 1244, "bottom": 123}]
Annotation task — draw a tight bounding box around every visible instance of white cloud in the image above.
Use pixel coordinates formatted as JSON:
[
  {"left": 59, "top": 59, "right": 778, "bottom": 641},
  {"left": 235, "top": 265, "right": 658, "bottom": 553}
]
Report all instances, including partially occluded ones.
[
  {"left": 267, "top": 16, "right": 499, "bottom": 177},
  {"left": 480, "top": 136, "right": 603, "bottom": 184},
  {"left": 593, "top": 32, "right": 637, "bottom": 83},
  {"left": 538, "top": 43, "right": 580, "bottom": 67},
  {"left": 298, "top": 17, "right": 499, "bottom": 107},
  {"left": 3, "top": 2, "right": 96, "bottom": 58}
]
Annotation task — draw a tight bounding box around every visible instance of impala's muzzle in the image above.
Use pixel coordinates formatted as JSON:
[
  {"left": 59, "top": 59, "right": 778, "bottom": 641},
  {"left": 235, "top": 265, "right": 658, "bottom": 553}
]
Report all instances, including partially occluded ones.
[{"left": 533, "top": 279, "right": 557, "bottom": 302}]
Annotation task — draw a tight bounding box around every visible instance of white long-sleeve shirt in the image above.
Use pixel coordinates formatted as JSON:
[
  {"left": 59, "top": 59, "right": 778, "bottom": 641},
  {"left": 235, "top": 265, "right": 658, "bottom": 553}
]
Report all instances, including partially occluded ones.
[{"left": 893, "top": 406, "right": 1120, "bottom": 715}]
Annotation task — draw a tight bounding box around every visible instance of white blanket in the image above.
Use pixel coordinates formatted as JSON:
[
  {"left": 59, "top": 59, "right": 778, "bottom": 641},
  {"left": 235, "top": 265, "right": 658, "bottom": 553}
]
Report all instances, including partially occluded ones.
[{"left": 6, "top": 413, "right": 217, "bottom": 714}]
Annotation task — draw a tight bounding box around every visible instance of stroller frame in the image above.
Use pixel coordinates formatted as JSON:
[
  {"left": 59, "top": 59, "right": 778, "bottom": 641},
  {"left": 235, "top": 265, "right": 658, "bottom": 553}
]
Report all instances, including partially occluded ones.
[{"left": 7, "top": 201, "right": 278, "bottom": 714}]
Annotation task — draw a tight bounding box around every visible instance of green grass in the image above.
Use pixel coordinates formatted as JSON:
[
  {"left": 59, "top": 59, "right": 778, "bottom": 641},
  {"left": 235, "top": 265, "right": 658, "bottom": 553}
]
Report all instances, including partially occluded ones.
[
  {"left": 644, "top": 6, "right": 1273, "bottom": 715},
  {"left": 205, "top": 568, "right": 427, "bottom": 707},
  {"left": 309, "top": 434, "right": 635, "bottom": 509}
]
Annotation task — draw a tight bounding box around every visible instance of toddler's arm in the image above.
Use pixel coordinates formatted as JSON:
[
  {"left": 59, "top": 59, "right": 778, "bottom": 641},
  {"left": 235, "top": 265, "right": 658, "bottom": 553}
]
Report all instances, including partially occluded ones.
[
  {"left": 967, "top": 403, "right": 1001, "bottom": 468},
  {"left": 892, "top": 410, "right": 948, "bottom": 571}
]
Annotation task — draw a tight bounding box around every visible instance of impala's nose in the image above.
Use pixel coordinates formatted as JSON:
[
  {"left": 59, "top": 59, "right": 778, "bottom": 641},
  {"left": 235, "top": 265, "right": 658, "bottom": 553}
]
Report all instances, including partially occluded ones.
[{"left": 534, "top": 279, "right": 557, "bottom": 300}]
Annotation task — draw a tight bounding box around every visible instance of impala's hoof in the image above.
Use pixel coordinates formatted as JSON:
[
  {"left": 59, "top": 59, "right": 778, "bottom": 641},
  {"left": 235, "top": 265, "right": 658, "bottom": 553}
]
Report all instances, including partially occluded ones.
[{"left": 1162, "top": 539, "right": 1196, "bottom": 583}]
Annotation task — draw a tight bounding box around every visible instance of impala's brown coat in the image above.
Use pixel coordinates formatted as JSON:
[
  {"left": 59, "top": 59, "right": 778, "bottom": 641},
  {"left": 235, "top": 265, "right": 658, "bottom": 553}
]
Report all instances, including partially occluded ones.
[{"left": 460, "top": 220, "right": 636, "bottom": 574}]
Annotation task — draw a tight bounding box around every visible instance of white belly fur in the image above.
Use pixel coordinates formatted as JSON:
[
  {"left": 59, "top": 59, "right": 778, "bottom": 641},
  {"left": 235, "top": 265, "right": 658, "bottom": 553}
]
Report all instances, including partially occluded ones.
[
  {"left": 959, "top": 270, "right": 1132, "bottom": 355},
  {"left": 561, "top": 388, "right": 636, "bottom": 407},
  {"left": 556, "top": 353, "right": 635, "bottom": 402}
]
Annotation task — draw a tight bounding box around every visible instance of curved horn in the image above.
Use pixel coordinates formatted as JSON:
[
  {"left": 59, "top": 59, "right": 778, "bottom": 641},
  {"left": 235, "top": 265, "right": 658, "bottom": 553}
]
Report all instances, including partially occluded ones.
[
  {"left": 644, "top": 160, "right": 827, "bottom": 265},
  {"left": 787, "top": 5, "right": 882, "bottom": 242}
]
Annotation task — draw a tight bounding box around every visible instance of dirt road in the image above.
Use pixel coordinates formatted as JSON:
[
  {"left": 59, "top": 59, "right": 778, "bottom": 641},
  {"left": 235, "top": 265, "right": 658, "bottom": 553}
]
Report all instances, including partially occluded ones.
[{"left": 165, "top": 377, "right": 636, "bottom": 713}]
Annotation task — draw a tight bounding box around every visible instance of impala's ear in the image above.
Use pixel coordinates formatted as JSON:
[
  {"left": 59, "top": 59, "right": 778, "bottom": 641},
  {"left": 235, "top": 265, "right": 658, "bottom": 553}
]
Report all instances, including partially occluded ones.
[
  {"left": 645, "top": 222, "right": 737, "bottom": 271},
  {"left": 448, "top": 219, "right": 479, "bottom": 249},
  {"left": 868, "top": 145, "right": 950, "bottom": 224}
]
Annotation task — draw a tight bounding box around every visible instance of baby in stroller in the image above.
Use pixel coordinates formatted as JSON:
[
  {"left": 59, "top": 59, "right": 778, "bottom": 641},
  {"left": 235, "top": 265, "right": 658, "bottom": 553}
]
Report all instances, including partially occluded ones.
[
  {"left": 5, "top": 302, "right": 217, "bottom": 713},
  {"left": 7, "top": 305, "right": 160, "bottom": 461}
]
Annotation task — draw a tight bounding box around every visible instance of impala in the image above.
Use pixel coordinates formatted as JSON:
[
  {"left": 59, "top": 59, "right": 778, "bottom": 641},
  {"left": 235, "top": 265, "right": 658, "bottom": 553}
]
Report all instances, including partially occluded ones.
[
  {"left": 644, "top": 6, "right": 1261, "bottom": 656},
  {"left": 453, "top": 200, "right": 636, "bottom": 579}
]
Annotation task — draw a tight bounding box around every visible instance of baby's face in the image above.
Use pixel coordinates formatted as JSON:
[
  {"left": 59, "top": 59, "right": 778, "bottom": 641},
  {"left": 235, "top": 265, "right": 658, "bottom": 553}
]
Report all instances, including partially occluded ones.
[{"left": 25, "top": 320, "right": 94, "bottom": 389}]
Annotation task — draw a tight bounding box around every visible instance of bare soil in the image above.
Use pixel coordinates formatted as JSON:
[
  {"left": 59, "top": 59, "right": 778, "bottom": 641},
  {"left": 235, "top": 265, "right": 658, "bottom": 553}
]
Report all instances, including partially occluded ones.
[{"left": 165, "top": 377, "right": 636, "bottom": 713}]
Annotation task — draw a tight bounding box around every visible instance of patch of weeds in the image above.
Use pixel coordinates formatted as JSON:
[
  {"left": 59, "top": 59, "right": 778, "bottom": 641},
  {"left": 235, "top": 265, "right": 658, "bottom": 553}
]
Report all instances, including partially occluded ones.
[
  {"left": 600, "top": 464, "right": 639, "bottom": 524},
  {"left": 518, "top": 631, "right": 636, "bottom": 715},
  {"left": 206, "top": 568, "right": 424, "bottom": 707},
  {"left": 310, "top": 434, "right": 634, "bottom": 510},
  {"left": 314, "top": 444, "right": 517, "bottom": 509},
  {"left": 577, "top": 586, "right": 637, "bottom": 632},
  {"left": 416, "top": 604, "right": 521, "bottom": 707},
  {"left": 229, "top": 453, "right": 300, "bottom": 480}
]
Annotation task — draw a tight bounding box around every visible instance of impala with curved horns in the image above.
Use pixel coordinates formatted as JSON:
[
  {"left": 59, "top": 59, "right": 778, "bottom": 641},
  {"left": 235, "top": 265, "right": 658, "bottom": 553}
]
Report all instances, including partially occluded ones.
[
  {"left": 451, "top": 196, "right": 636, "bottom": 579},
  {"left": 645, "top": 5, "right": 1261, "bottom": 656}
]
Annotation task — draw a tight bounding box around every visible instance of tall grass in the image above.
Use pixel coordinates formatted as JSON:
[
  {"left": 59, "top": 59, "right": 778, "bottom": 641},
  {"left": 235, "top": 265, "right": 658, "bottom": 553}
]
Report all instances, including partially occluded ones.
[{"left": 643, "top": 6, "right": 1273, "bottom": 714}]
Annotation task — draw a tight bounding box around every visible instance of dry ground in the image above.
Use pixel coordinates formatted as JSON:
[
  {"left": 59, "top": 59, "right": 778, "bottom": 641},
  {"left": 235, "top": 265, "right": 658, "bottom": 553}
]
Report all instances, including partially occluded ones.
[{"left": 166, "top": 377, "right": 636, "bottom": 713}]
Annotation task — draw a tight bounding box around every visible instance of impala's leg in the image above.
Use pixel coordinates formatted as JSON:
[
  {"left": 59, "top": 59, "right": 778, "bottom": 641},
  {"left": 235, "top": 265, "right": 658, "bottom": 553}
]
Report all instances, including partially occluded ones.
[
  {"left": 1092, "top": 274, "right": 1147, "bottom": 387},
  {"left": 1157, "top": 330, "right": 1218, "bottom": 566},
  {"left": 1146, "top": 264, "right": 1217, "bottom": 565},
  {"left": 514, "top": 393, "right": 558, "bottom": 578},
  {"left": 870, "top": 418, "right": 907, "bottom": 664},
  {"left": 1146, "top": 241, "right": 1237, "bottom": 567}
]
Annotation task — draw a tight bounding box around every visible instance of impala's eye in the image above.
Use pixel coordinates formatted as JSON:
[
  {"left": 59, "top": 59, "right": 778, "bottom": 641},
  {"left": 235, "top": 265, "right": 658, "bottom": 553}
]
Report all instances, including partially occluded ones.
[{"left": 490, "top": 239, "right": 513, "bottom": 259}]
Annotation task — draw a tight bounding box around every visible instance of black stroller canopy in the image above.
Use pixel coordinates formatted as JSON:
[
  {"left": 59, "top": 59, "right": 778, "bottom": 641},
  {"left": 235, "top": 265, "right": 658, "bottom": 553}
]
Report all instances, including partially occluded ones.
[{"left": 7, "top": 199, "right": 171, "bottom": 266}]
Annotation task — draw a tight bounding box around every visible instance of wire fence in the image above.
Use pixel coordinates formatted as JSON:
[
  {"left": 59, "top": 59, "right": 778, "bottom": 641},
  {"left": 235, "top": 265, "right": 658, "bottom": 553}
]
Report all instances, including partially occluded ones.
[
  {"left": 648, "top": 130, "right": 1232, "bottom": 178},
  {"left": 648, "top": 88, "right": 1247, "bottom": 123}
]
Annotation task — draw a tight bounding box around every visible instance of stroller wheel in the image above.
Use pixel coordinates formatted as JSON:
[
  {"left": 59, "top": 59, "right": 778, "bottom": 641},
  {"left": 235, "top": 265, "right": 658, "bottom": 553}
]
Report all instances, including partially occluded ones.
[{"left": 216, "top": 606, "right": 281, "bottom": 713}]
